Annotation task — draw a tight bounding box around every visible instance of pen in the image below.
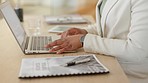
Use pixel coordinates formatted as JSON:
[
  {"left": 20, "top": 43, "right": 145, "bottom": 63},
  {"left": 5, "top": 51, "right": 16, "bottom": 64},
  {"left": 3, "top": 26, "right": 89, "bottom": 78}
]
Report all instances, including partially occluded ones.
[{"left": 64, "top": 58, "right": 91, "bottom": 67}]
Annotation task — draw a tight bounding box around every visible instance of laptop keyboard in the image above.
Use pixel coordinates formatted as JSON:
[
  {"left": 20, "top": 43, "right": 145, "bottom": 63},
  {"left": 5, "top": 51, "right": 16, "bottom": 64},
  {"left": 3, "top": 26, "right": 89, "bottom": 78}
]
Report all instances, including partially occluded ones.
[{"left": 30, "top": 36, "right": 52, "bottom": 51}]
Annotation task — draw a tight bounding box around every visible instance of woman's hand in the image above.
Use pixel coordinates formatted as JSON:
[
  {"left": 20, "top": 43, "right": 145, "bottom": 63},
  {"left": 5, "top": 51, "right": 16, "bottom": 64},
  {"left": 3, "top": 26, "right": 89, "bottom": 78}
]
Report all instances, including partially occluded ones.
[
  {"left": 45, "top": 34, "right": 84, "bottom": 54},
  {"left": 58, "top": 28, "right": 87, "bottom": 38}
]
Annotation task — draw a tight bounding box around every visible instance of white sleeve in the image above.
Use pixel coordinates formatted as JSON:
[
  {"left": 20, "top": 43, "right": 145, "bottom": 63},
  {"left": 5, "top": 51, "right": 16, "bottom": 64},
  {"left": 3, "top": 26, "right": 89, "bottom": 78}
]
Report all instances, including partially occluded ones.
[
  {"left": 83, "top": 23, "right": 101, "bottom": 36},
  {"left": 83, "top": 0, "right": 148, "bottom": 62}
]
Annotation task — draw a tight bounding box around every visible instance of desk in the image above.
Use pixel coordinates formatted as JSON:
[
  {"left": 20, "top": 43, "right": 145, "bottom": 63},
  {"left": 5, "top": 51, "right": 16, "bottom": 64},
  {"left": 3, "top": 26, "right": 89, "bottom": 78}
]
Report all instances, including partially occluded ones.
[{"left": 0, "top": 15, "right": 130, "bottom": 83}]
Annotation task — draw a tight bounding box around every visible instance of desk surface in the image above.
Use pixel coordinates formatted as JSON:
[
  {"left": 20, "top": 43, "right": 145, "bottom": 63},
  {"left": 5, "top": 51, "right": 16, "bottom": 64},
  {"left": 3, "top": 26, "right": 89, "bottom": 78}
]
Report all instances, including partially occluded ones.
[{"left": 0, "top": 15, "right": 130, "bottom": 83}]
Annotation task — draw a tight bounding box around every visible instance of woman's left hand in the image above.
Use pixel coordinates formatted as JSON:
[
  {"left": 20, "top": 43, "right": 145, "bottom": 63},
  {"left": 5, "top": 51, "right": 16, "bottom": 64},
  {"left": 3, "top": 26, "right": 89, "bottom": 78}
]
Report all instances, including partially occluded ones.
[{"left": 45, "top": 34, "right": 84, "bottom": 54}]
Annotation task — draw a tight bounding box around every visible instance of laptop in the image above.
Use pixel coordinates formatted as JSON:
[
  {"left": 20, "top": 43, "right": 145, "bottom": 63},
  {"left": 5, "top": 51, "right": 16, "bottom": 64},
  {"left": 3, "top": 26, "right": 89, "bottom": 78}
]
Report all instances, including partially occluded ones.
[{"left": 0, "top": 1, "right": 65, "bottom": 54}]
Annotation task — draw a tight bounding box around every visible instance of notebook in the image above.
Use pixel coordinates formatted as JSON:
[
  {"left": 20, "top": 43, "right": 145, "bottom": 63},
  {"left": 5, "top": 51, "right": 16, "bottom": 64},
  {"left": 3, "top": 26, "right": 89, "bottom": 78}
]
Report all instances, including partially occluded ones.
[
  {"left": 0, "top": 1, "right": 75, "bottom": 54},
  {"left": 44, "top": 14, "right": 90, "bottom": 24},
  {"left": 19, "top": 54, "right": 109, "bottom": 78}
]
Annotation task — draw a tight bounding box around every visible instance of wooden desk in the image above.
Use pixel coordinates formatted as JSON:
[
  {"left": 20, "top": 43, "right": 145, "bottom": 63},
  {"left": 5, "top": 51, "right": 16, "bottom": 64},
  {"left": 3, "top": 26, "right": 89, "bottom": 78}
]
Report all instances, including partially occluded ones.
[{"left": 0, "top": 16, "right": 130, "bottom": 83}]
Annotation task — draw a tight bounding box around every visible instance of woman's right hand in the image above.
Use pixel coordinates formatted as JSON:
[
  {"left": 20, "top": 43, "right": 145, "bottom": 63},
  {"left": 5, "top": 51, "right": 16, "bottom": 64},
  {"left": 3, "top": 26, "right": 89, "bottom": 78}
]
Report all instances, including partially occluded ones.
[{"left": 58, "top": 28, "right": 88, "bottom": 38}]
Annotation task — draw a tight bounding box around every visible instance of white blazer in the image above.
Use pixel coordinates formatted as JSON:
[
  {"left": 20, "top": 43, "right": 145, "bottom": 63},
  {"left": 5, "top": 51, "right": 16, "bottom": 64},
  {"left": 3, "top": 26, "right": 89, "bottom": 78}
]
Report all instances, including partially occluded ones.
[{"left": 83, "top": 0, "right": 148, "bottom": 83}]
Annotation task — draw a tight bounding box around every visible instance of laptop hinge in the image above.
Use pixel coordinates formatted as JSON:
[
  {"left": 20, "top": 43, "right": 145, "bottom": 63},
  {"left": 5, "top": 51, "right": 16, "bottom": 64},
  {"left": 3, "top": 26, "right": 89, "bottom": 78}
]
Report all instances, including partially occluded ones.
[{"left": 24, "top": 36, "right": 29, "bottom": 52}]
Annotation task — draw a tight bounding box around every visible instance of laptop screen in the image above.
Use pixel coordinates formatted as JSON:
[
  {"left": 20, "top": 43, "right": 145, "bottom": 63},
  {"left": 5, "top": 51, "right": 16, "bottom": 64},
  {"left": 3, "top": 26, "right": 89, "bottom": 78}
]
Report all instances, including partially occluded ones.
[{"left": 0, "top": 2, "right": 26, "bottom": 50}]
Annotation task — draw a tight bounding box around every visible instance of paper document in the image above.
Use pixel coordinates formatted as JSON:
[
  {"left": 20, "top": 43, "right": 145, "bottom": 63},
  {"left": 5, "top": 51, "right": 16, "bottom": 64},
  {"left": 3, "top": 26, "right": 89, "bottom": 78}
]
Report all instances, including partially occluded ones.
[
  {"left": 19, "top": 54, "right": 109, "bottom": 78},
  {"left": 44, "top": 15, "right": 90, "bottom": 24}
]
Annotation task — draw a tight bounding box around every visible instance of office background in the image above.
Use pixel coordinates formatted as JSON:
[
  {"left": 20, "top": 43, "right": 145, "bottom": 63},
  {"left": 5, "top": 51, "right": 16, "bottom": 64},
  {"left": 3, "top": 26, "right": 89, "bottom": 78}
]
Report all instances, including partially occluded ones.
[{"left": 1, "top": 0, "right": 97, "bottom": 18}]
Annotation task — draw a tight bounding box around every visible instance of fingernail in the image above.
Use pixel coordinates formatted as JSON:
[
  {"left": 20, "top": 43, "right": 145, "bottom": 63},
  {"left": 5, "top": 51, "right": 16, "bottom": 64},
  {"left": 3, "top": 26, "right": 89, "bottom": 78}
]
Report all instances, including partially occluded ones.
[
  {"left": 49, "top": 50, "right": 52, "bottom": 52},
  {"left": 56, "top": 50, "right": 60, "bottom": 54}
]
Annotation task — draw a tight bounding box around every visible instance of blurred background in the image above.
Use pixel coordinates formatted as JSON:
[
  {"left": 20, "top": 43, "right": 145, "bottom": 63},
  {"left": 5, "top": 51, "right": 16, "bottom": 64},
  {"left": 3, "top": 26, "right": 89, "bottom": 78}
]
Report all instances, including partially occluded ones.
[{"left": 1, "top": 0, "right": 98, "bottom": 19}]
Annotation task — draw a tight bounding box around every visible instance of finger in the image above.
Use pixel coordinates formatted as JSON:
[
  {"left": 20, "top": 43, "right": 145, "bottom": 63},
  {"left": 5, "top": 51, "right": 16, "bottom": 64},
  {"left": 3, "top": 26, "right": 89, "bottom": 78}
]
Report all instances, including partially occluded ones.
[
  {"left": 61, "top": 31, "right": 69, "bottom": 38},
  {"left": 50, "top": 42, "right": 68, "bottom": 51},
  {"left": 57, "top": 46, "right": 70, "bottom": 54},
  {"left": 45, "top": 42, "right": 56, "bottom": 48},
  {"left": 46, "top": 39, "right": 64, "bottom": 48},
  {"left": 56, "top": 45, "right": 72, "bottom": 54},
  {"left": 56, "top": 48, "right": 66, "bottom": 54}
]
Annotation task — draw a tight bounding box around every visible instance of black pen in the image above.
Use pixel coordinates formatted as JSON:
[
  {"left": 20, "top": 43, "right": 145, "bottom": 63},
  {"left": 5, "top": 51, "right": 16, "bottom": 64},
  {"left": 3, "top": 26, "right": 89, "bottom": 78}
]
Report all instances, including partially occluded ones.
[{"left": 64, "top": 58, "right": 91, "bottom": 67}]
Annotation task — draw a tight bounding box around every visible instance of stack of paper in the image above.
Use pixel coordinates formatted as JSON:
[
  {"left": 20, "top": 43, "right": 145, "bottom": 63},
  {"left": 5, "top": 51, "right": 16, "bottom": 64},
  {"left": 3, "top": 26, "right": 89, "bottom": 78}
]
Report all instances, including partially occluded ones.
[{"left": 44, "top": 15, "right": 89, "bottom": 24}]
